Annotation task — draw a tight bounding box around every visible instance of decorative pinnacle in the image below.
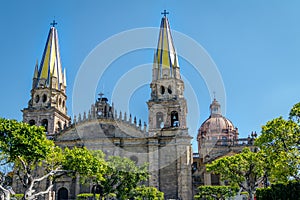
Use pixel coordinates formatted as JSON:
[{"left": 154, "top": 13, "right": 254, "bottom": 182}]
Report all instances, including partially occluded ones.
[
  {"left": 161, "top": 9, "right": 169, "bottom": 17},
  {"left": 50, "top": 19, "right": 57, "bottom": 27},
  {"left": 98, "top": 92, "right": 104, "bottom": 98}
]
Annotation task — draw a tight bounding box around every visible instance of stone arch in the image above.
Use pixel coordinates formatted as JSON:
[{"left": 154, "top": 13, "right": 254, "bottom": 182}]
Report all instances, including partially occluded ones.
[
  {"left": 41, "top": 119, "right": 48, "bottom": 133},
  {"left": 167, "top": 85, "right": 172, "bottom": 94},
  {"left": 57, "top": 121, "right": 62, "bottom": 131},
  {"left": 130, "top": 155, "right": 138, "bottom": 164},
  {"left": 57, "top": 187, "right": 68, "bottom": 200},
  {"left": 28, "top": 119, "right": 35, "bottom": 126},
  {"left": 160, "top": 85, "right": 165, "bottom": 94},
  {"left": 156, "top": 112, "right": 164, "bottom": 128},
  {"left": 171, "top": 111, "right": 179, "bottom": 127},
  {"left": 35, "top": 95, "right": 40, "bottom": 103},
  {"left": 42, "top": 94, "right": 47, "bottom": 103}
]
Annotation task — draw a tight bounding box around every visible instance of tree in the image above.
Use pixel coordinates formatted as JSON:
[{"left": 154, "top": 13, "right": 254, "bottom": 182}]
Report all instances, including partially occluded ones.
[
  {"left": 62, "top": 147, "right": 107, "bottom": 200},
  {"left": 206, "top": 148, "right": 264, "bottom": 200},
  {"left": 0, "top": 118, "right": 65, "bottom": 200},
  {"left": 131, "top": 186, "right": 164, "bottom": 200},
  {"left": 255, "top": 102, "right": 300, "bottom": 182},
  {"left": 0, "top": 119, "right": 108, "bottom": 200},
  {"left": 194, "top": 185, "right": 238, "bottom": 200},
  {"left": 100, "top": 156, "right": 149, "bottom": 199}
]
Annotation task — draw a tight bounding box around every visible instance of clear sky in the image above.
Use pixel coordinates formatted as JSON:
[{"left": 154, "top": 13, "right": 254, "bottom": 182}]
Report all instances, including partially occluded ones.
[{"left": 1, "top": 0, "right": 300, "bottom": 151}]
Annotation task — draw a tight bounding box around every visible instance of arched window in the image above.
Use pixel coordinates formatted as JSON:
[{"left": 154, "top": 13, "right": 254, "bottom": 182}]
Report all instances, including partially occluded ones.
[
  {"left": 57, "top": 187, "right": 68, "bottom": 200},
  {"left": 41, "top": 119, "right": 48, "bottom": 133},
  {"left": 171, "top": 111, "right": 179, "bottom": 127},
  {"left": 57, "top": 121, "right": 62, "bottom": 131},
  {"left": 160, "top": 86, "right": 165, "bottom": 94},
  {"left": 42, "top": 94, "right": 47, "bottom": 103},
  {"left": 28, "top": 120, "right": 35, "bottom": 126},
  {"left": 35, "top": 95, "right": 40, "bottom": 103},
  {"left": 130, "top": 155, "right": 138, "bottom": 164},
  {"left": 168, "top": 85, "right": 172, "bottom": 94},
  {"left": 156, "top": 112, "right": 164, "bottom": 128}
]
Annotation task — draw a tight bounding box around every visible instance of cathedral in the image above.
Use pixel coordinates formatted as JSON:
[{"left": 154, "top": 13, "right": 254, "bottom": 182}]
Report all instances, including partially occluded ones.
[{"left": 15, "top": 13, "right": 255, "bottom": 200}]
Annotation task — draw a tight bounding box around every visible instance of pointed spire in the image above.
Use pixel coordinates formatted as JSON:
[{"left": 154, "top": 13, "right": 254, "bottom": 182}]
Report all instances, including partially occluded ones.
[
  {"left": 153, "top": 11, "right": 180, "bottom": 80},
  {"left": 35, "top": 23, "right": 65, "bottom": 91},
  {"left": 63, "top": 68, "right": 67, "bottom": 86},
  {"left": 32, "top": 60, "right": 39, "bottom": 89},
  {"left": 33, "top": 60, "right": 39, "bottom": 79}
]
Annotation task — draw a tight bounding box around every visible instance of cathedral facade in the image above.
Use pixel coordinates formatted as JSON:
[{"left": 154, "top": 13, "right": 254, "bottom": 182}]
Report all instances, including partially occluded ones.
[
  {"left": 18, "top": 15, "right": 193, "bottom": 200},
  {"left": 15, "top": 13, "right": 256, "bottom": 200}
]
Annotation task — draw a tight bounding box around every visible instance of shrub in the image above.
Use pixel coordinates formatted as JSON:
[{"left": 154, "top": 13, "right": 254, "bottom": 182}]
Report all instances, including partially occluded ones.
[{"left": 11, "top": 194, "right": 24, "bottom": 200}]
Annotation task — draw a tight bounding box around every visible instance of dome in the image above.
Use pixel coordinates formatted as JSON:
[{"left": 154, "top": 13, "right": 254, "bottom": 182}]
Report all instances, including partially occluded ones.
[
  {"left": 199, "top": 115, "right": 235, "bottom": 134},
  {"left": 197, "top": 99, "right": 238, "bottom": 143}
]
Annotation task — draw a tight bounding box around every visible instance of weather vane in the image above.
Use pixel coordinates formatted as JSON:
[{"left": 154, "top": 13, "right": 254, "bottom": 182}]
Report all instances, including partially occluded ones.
[
  {"left": 161, "top": 9, "right": 169, "bottom": 17},
  {"left": 50, "top": 19, "right": 57, "bottom": 27}
]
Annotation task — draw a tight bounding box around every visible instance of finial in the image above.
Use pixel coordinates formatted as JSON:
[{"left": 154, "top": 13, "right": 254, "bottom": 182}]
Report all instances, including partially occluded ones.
[
  {"left": 213, "top": 91, "right": 216, "bottom": 100},
  {"left": 98, "top": 92, "right": 104, "bottom": 98},
  {"left": 50, "top": 19, "right": 57, "bottom": 27},
  {"left": 161, "top": 9, "right": 169, "bottom": 17}
]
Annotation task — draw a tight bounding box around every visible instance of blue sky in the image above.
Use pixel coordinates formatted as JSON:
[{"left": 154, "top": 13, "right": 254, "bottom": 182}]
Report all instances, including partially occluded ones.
[{"left": 1, "top": 1, "right": 300, "bottom": 151}]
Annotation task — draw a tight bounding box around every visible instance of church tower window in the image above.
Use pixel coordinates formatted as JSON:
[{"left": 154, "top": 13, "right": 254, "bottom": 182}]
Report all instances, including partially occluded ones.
[
  {"left": 29, "top": 120, "right": 35, "bottom": 126},
  {"left": 156, "top": 112, "right": 164, "bottom": 128},
  {"left": 168, "top": 85, "right": 172, "bottom": 94},
  {"left": 57, "top": 121, "right": 62, "bottom": 131},
  {"left": 41, "top": 119, "right": 48, "bottom": 133},
  {"left": 42, "top": 94, "right": 47, "bottom": 103},
  {"left": 35, "top": 95, "right": 40, "bottom": 103},
  {"left": 171, "top": 111, "right": 179, "bottom": 127},
  {"left": 160, "top": 86, "right": 165, "bottom": 94}
]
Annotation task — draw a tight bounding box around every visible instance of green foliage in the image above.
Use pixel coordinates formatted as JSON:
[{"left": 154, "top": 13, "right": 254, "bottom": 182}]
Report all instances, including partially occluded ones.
[
  {"left": 0, "top": 118, "right": 54, "bottom": 164},
  {"left": 131, "top": 186, "right": 164, "bottom": 200},
  {"left": 76, "top": 193, "right": 99, "bottom": 200},
  {"left": 206, "top": 148, "right": 264, "bottom": 199},
  {"left": 62, "top": 147, "right": 107, "bottom": 182},
  {"left": 256, "top": 181, "right": 300, "bottom": 200},
  {"left": 194, "top": 185, "right": 238, "bottom": 200},
  {"left": 11, "top": 194, "right": 24, "bottom": 200},
  {"left": 255, "top": 102, "right": 300, "bottom": 181},
  {"left": 101, "top": 156, "right": 149, "bottom": 199}
]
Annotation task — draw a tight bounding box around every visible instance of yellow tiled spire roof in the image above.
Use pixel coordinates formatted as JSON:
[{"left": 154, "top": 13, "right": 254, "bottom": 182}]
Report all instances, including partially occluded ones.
[
  {"left": 153, "top": 11, "right": 180, "bottom": 79},
  {"left": 34, "top": 24, "right": 66, "bottom": 90}
]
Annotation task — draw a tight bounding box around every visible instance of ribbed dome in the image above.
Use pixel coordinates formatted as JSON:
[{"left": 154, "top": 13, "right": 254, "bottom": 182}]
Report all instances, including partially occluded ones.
[
  {"left": 197, "top": 98, "right": 238, "bottom": 142},
  {"left": 199, "top": 115, "right": 235, "bottom": 134}
]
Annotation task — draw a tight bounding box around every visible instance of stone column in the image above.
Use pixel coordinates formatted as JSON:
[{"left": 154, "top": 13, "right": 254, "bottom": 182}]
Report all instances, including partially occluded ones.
[
  {"left": 75, "top": 174, "right": 80, "bottom": 196},
  {"left": 204, "top": 172, "right": 211, "bottom": 185}
]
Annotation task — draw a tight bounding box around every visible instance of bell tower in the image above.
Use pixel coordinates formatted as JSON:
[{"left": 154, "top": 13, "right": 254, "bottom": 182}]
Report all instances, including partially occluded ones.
[
  {"left": 147, "top": 12, "right": 192, "bottom": 200},
  {"left": 147, "top": 11, "right": 187, "bottom": 135},
  {"left": 22, "top": 21, "right": 70, "bottom": 136}
]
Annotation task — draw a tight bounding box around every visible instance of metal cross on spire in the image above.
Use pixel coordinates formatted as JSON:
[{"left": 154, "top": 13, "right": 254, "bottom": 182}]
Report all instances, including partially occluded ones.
[
  {"left": 50, "top": 19, "right": 57, "bottom": 27},
  {"left": 161, "top": 9, "right": 169, "bottom": 17}
]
